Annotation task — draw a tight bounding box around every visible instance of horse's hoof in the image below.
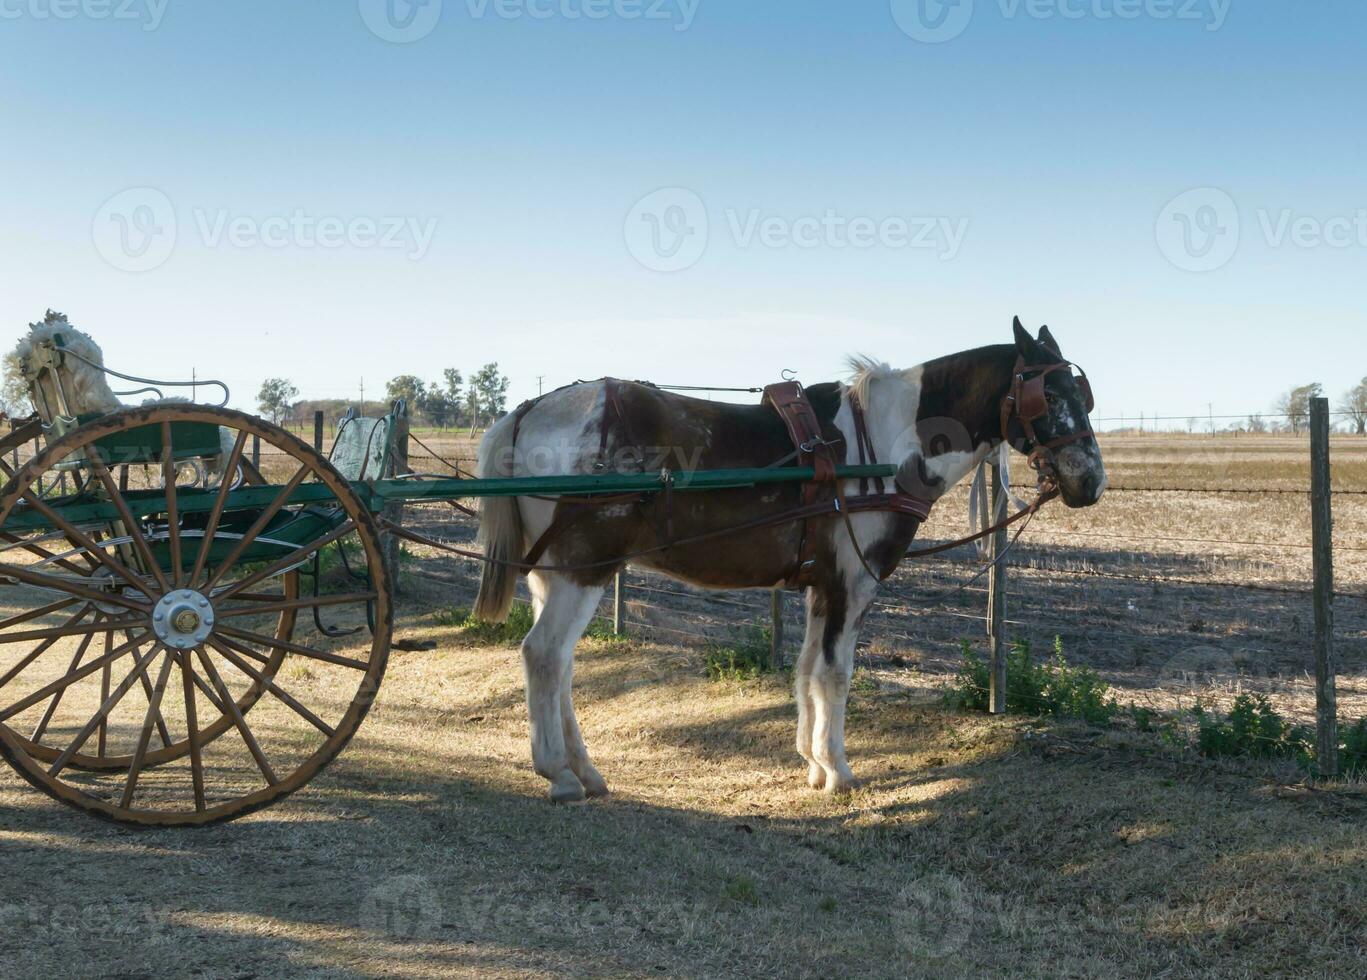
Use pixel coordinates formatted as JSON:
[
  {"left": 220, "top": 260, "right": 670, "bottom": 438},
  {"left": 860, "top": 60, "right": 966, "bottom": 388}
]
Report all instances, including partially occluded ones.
[
  {"left": 549, "top": 770, "right": 587, "bottom": 803},
  {"left": 824, "top": 773, "right": 860, "bottom": 795},
  {"left": 578, "top": 768, "right": 610, "bottom": 798},
  {"left": 807, "top": 763, "right": 827, "bottom": 790}
]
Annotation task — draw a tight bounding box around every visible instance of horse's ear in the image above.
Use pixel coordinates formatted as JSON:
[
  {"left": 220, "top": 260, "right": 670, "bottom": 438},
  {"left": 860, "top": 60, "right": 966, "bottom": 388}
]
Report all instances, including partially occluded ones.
[
  {"left": 1038, "top": 324, "right": 1062, "bottom": 356},
  {"left": 1012, "top": 316, "right": 1033, "bottom": 354}
]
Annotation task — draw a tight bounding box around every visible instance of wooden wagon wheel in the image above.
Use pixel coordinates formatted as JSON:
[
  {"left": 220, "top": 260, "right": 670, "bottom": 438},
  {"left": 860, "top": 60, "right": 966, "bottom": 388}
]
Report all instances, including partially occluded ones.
[
  {"left": 0, "top": 405, "right": 391, "bottom": 826},
  {"left": 10, "top": 455, "right": 300, "bottom": 774}
]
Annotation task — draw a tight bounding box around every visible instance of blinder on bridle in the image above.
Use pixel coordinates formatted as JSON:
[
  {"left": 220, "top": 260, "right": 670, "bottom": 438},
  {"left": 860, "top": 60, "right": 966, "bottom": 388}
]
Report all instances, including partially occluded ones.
[{"left": 1000, "top": 355, "right": 1096, "bottom": 484}]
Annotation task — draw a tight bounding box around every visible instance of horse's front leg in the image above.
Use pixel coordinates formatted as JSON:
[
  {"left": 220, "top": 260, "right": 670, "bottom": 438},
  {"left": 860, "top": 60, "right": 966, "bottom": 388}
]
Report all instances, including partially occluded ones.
[
  {"left": 804, "top": 582, "right": 876, "bottom": 794},
  {"left": 793, "top": 609, "right": 826, "bottom": 789}
]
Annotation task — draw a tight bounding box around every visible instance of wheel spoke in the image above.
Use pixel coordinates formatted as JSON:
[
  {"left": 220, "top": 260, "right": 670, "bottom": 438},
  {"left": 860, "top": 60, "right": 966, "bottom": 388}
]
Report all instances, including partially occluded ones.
[
  {"left": 177, "top": 651, "right": 206, "bottom": 811},
  {"left": 187, "top": 430, "right": 249, "bottom": 589},
  {"left": 202, "top": 464, "right": 310, "bottom": 592},
  {"left": 126, "top": 630, "right": 173, "bottom": 749},
  {"left": 214, "top": 624, "right": 370, "bottom": 671},
  {"left": 120, "top": 651, "right": 174, "bottom": 808},
  {"left": 161, "top": 423, "right": 184, "bottom": 589},
  {"left": 0, "top": 616, "right": 145, "bottom": 645},
  {"left": 0, "top": 530, "right": 99, "bottom": 576},
  {"left": 0, "top": 629, "right": 150, "bottom": 724},
  {"left": 0, "top": 597, "right": 81, "bottom": 633},
  {"left": 87, "top": 452, "right": 171, "bottom": 595},
  {"left": 18, "top": 492, "right": 155, "bottom": 596},
  {"left": 0, "top": 559, "right": 147, "bottom": 612},
  {"left": 208, "top": 637, "right": 335, "bottom": 737},
  {"left": 30, "top": 616, "right": 102, "bottom": 744},
  {"left": 212, "top": 521, "right": 356, "bottom": 602},
  {"left": 0, "top": 608, "right": 92, "bottom": 689},
  {"left": 45, "top": 640, "right": 164, "bottom": 776},
  {"left": 195, "top": 646, "right": 278, "bottom": 785},
  {"left": 98, "top": 628, "right": 112, "bottom": 757},
  {"left": 216, "top": 591, "right": 375, "bottom": 619}
]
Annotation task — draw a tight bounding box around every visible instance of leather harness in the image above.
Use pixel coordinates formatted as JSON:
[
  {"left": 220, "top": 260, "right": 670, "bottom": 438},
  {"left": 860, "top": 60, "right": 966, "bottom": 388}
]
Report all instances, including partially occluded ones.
[{"left": 508, "top": 361, "right": 1092, "bottom": 585}]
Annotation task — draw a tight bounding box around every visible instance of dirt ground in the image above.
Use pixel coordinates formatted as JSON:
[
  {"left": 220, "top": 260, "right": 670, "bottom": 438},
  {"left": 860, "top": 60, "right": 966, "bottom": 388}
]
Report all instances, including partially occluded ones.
[
  {"left": 2, "top": 610, "right": 1364, "bottom": 979},
  {"left": 1, "top": 430, "right": 1365, "bottom": 978}
]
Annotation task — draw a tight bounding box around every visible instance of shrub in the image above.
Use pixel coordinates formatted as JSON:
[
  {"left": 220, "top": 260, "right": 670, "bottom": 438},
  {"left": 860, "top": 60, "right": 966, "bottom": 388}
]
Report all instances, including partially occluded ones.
[
  {"left": 1193, "top": 694, "right": 1313, "bottom": 765},
  {"left": 433, "top": 601, "right": 534, "bottom": 645},
  {"left": 945, "top": 636, "right": 1117, "bottom": 725},
  {"left": 1341, "top": 718, "right": 1367, "bottom": 777},
  {"left": 705, "top": 627, "right": 773, "bottom": 681}
]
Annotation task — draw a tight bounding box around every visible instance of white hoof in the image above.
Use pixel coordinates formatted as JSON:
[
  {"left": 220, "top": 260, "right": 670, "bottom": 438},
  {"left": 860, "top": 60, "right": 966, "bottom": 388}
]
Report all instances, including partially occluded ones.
[
  {"left": 549, "top": 769, "right": 586, "bottom": 803},
  {"left": 577, "top": 765, "right": 610, "bottom": 798},
  {"left": 807, "top": 762, "right": 827, "bottom": 790}
]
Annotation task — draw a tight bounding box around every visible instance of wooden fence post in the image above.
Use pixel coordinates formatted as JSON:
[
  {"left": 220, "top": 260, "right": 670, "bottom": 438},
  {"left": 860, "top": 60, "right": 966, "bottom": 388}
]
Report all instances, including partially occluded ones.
[
  {"left": 987, "top": 457, "right": 1009, "bottom": 714},
  {"left": 382, "top": 407, "right": 409, "bottom": 596},
  {"left": 770, "top": 587, "right": 785, "bottom": 669},
  {"left": 1310, "top": 398, "right": 1338, "bottom": 777},
  {"left": 313, "top": 410, "right": 324, "bottom": 453},
  {"left": 613, "top": 571, "right": 625, "bottom": 636}
]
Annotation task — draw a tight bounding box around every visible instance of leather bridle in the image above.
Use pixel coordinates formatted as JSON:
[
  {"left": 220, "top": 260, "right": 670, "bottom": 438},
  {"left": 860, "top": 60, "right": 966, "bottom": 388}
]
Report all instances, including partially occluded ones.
[{"left": 1000, "top": 355, "right": 1096, "bottom": 485}]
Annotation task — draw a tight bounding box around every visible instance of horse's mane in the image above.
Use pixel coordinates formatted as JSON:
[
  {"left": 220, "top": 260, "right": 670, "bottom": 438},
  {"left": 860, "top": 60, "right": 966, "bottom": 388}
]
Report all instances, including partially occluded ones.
[{"left": 845, "top": 355, "right": 907, "bottom": 407}]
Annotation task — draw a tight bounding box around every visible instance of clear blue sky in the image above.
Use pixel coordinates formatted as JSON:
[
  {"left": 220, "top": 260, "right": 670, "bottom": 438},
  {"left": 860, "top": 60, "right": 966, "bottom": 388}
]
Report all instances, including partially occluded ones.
[{"left": 2, "top": 1, "right": 1363, "bottom": 427}]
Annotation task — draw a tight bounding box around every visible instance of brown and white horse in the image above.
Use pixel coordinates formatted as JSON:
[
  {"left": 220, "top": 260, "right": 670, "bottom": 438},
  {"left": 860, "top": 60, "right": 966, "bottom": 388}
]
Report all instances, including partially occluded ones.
[{"left": 474, "top": 318, "right": 1106, "bottom": 802}]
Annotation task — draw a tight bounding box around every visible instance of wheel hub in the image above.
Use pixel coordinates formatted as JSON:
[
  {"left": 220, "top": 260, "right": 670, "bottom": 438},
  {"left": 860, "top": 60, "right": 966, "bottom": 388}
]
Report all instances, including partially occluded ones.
[{"left": 152, "top": 589, "right": 215, "bottom": 649}]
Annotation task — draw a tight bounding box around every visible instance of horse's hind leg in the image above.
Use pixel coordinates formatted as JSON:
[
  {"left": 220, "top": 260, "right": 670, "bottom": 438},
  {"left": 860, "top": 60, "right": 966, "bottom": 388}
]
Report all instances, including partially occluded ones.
[{"left": 523, "top": 571, "right": 604, "bottom": 802}]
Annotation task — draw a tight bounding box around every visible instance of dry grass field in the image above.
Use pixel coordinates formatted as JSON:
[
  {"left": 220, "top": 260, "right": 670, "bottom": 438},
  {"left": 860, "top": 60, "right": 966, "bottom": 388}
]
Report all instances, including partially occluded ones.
[{"left": 1, "top": 430, "right": 1365, "bottom": 978}]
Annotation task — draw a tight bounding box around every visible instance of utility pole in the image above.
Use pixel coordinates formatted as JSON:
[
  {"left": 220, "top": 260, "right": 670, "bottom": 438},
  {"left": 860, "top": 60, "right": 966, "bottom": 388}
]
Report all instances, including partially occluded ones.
[
  {"left": 191, "top": 367, "right": 197, "bottom": 403},
  {"left": 1207, "top": 402, "right": 1215, "bottom": 436},
  {"left": 536, "top": 375, "right": 545, "bottom": 396},
  {"left": 359, "top": 378, "right": 365, "bottom": 416}
]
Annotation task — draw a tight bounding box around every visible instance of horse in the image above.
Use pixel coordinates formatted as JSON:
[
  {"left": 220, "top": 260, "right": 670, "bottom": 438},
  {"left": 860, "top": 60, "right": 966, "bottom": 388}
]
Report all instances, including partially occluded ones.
[{"left": 473, "top": 317, "right": 1107, "bottom": 802}]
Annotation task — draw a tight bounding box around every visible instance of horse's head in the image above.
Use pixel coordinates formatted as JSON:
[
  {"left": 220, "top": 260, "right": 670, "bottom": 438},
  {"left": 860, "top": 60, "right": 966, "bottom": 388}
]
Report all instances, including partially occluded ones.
[
  {"left": 1006, "top": 316, "right": 1107, "bottom": 508},
  {"left": 11, "top": 311, "right": 122, "bottom": 424}
]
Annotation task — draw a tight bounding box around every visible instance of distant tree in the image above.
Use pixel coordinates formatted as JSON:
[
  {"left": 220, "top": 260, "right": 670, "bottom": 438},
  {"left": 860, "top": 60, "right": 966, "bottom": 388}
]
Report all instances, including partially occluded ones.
[
  {"left": 385, "top": 375, "right": 426, "bottom": 412},
  {"left": 1340, "top": 377, "right": 1367, "bottom": 435},
  {"left": 465, "top": 388, "right": 481, "bottom": 437},
  {"left": 442, "top": 368, "right": 463, "bottom": 407},
  {"left": 470, "top": 362, "right": 510, "bottom": 420},
  {"left": 420, "top": 388, "right": 455, "bottom": 428},
  {"left": 1273, "top": 383, "right": 1324, "bottom": 435},
  {"left": 0, "top": 353, "right": 31, "bottom": 417},
  {"left": 1246, "top": 414, "right": 1267, "bottom": 434},
  {"left": 257, "top": 377, "right": 298, "bottom": 425}
]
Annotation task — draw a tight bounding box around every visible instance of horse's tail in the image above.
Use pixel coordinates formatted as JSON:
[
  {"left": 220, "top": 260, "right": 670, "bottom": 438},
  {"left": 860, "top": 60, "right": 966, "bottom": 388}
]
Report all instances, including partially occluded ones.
[{"left": 472, "top": 414, "right": 523, "bottom": 623}]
